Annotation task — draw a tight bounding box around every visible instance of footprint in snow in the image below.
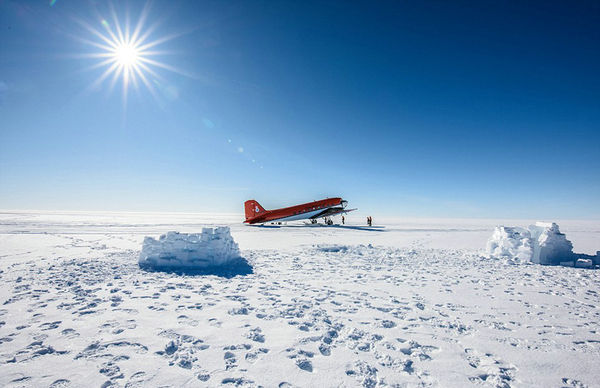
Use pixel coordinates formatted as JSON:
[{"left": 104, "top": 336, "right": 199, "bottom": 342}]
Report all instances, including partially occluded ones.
[
  {"left": 60, "top": 328, "right": 79, "bottom": 339},
  {"left": 562, "top": 377, "right": 588, "bottom": 388},
  {"left": 125, "top": 371, "right": 147, "bottom": 387},
  {"left": 278, "top": 383, "right": 300, "bottom": 388},
  {"left": 49, "top": 379, "right": 71, "bottom": 388},
  {"left": 464, "top": 348, "right": 517, "bottom": 386},
  {"left": 345, "top": 360, "right": 379, "bottom": 387},
  {"left": 224, "top": 351, "right": 237, "bottom": 370},
  {"left": 177, "top": 314, "right": 199, "bottom": 326},
  {"left": 39, "top": 321, "right": 61, "bottom": 330},
  {"left": 245, "top": 347, "right": 269, "bottom": 363},
  {"left": 296, "top": 359, "right": 313, "bottom": 372},
  {"left": 221, "top": 377, "right": 255, "bottom": 386},
  {"left": 246, "top": 327, "right": 265, "bottom": 343}
]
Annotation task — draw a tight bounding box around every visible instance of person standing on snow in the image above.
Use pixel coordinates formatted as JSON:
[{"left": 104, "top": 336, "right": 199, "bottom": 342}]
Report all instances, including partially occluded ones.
[{"left": 341, "top": 215, "right": 345, "bottom": 225}]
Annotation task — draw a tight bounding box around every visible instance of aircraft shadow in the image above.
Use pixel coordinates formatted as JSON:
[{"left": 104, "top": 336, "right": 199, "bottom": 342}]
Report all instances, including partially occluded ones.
[
  {"left": 328, "top": 224, "right": 385, "bottom": 232},
  {"left": 248, "top": 224, "right": 385, "bottom": 232}
]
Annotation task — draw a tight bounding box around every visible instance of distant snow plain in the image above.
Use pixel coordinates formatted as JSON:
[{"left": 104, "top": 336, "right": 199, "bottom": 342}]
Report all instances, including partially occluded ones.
[{"left": 0, "top": 211, "right": 598, "bottom": 387}]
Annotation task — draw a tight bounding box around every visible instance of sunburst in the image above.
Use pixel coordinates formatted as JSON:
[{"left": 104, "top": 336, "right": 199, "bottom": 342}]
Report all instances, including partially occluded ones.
[{"left": 76, "top": 2, "right": 186, "bottom": 105}]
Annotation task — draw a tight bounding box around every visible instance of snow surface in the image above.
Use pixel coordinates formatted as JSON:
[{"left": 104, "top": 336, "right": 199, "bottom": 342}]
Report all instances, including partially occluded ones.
[
  {"left": 0, "top": 211, "right": 599, "bottom": 387},
  {"left": 486, "top": 222, "right": 576, "bottom": 265}
]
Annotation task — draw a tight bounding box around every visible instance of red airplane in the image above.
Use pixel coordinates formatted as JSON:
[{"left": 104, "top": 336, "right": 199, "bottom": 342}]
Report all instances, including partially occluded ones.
[{"left": 244, "top": 197, "right": 356, "bottom": 225}]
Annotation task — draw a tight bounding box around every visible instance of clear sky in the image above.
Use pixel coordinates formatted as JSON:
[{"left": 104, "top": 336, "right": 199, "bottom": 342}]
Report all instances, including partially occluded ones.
[{"left": 1, "top": 1, "right": 599, "bottom": 218}]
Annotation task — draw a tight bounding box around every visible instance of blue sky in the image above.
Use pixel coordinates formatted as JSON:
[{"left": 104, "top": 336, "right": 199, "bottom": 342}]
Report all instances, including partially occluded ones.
[{"left": 1, "top": 1, "right": 599, "bottom": 218}]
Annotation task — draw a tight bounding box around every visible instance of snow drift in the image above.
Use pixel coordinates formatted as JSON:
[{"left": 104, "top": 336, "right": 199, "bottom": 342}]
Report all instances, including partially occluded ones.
[
  {"left": 487, "top": 222, "right": 574, "bottom": 265},
  {"left": 139, "top": 227, "right": 250, "bottom": 276}
]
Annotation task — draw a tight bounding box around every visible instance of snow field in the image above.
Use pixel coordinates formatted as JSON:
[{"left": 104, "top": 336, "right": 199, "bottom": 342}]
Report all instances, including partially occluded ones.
[{"left": 0, "top": 212, "right": 599, "bottom": 387}]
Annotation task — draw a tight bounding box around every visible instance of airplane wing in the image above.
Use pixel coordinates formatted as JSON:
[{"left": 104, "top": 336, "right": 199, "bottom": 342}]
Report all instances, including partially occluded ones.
[{"left": 310, "top": 207, "right": 357, "bottom": 219}]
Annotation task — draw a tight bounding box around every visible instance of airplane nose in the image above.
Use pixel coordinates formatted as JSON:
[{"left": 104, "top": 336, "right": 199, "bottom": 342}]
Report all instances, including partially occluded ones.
[{"left": 341, "top": 200, "right": 348, "bottom": 208}]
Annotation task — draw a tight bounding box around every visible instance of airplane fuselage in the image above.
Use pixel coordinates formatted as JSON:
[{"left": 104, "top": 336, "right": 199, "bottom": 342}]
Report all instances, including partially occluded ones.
[{"left": 244, "top": 197, "right": 349, "bottom": 224}]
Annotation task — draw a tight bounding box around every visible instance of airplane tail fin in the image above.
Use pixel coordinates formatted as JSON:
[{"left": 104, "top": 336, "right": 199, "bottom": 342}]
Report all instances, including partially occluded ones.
[{"left": 244, "top": 200, "right": 267, "bottom": 221}]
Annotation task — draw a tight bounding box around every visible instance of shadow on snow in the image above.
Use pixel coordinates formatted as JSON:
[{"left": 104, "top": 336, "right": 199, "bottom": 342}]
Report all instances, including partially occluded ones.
[
  {"left": 248, "top": 224, "right": 385, "bottom": 232},
  {"left": 139, "top": 257, "right": 253, "bottom": 278}
]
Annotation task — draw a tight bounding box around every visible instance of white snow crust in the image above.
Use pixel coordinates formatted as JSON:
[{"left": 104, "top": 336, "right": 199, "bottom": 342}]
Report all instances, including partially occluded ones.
[
  {"left": 486, "top": 222, "right": 575, "bottom": 265},
  {"left": 1, "top": 211, "right": 599, "bottom": 387},
  {"left": 139, "top": 227, "right": 240, "bottom": 270}
]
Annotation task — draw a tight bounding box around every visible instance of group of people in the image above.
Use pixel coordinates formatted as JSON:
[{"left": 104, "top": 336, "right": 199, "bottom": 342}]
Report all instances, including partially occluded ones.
[{"left": 317, "top": 215, "right": 372, "bottom": 226}]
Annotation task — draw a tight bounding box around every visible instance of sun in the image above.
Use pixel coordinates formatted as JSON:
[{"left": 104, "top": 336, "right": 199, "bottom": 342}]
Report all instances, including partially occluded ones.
[
  {"left": 76, "top": 2, "right": 186, "bottom": 105},
  {"left": 113, "top": 43, "right": 140, "bottom": 67}
]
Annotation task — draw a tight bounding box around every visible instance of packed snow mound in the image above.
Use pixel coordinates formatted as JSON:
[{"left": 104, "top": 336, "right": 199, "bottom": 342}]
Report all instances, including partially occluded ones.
[
  {"left": 486, "top": 226, "right": 533, "bottom": 261},
  {"left": 529, "top": 222, "right": 574, "bottom": 265},
  {"left": 139, "top": 227, "right": 242, "bottom": 271},
  {"left": 487, "top": 222, "right": 574, "bottom": 265}
]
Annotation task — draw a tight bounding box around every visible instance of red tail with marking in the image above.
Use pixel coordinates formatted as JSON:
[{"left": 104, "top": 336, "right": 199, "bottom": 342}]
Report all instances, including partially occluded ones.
[{"left": 244, "top": 200, "right": 267, "bottom": 221}]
